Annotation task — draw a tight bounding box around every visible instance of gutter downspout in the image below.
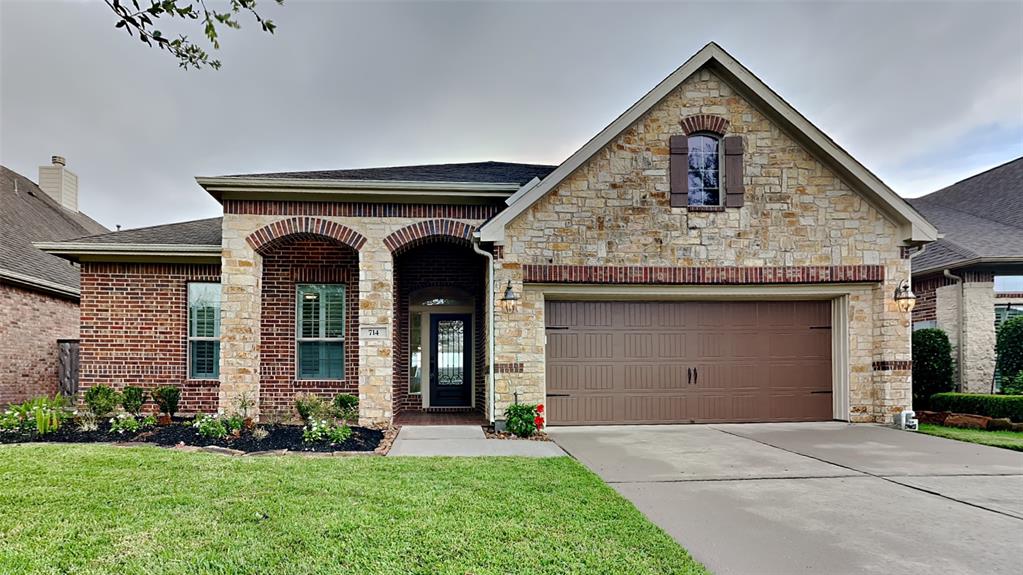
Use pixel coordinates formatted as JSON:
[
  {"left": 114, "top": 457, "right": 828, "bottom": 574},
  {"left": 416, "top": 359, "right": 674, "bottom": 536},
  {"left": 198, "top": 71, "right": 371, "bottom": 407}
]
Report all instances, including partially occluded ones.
[
  {"left": 944, "top": 269, "right": 964, "bottom": 391},
  {"left": 472, "top": 234, "right": 496, "bottom": 424}
]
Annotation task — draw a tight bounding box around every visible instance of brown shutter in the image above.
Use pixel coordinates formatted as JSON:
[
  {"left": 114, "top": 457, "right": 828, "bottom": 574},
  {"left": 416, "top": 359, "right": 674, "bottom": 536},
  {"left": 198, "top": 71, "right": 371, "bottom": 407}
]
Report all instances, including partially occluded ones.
[
  {"left": 669, "top": 135, "right": 689, "bottom": 207},
  {"left": 723, "top": 135, "right": 745, "bottom": 207}
]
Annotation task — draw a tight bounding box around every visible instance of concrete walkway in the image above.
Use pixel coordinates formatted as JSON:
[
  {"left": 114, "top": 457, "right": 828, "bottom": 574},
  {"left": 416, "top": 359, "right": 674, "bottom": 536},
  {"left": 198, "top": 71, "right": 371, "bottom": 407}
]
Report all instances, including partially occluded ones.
[
  {"left": 550, "top": 422, "right": 1023, "bottom": 575},
  {"left": 388, "top": 425, "right": 565, "bottom": 457}
]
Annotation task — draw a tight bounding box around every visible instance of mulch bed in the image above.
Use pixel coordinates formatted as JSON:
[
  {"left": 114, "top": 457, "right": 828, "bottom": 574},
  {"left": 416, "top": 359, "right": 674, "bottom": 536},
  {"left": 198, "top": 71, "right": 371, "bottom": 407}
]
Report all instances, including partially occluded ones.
[
  {"left": 482, "top": 426, "right": 551, "bottom": 441},
  {"left": 0, "top": 421, "right": 385, "bottom": 454}
]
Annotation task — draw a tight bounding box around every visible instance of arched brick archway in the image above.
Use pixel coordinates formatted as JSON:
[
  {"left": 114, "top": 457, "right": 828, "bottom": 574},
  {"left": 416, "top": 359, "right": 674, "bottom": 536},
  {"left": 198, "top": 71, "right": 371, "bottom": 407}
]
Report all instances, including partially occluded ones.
[
  {"left": 383, "top": 219, "right": 476, "bottom": 254},
  {"left": 680, "top": 114, "right": 730, "bottom": 136},
  {"left": 246, "top": 217, "right": 367, "bottom": 253}
]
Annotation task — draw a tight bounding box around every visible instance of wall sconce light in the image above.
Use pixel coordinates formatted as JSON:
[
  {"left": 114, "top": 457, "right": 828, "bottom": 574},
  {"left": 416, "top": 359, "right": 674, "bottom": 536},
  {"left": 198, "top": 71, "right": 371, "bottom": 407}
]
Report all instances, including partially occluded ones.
[
  {"left": 498, "top": 280, "right": 520, "bottom": 313},
  {"left": 894, "top": 279, "right": 917, "bottom": 313}
]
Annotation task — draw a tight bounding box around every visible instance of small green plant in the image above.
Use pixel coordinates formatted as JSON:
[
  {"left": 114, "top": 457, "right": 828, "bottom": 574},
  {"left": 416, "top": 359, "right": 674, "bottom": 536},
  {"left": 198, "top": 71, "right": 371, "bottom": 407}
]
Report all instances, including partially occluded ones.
[
  {"left": 332, "top": 393, "right": 359, "bottom": 421},
  {"left": 225, "top": 414, "right": 245, "bottom": 435},
  {"left": 235, "top": 392, "right": 256, "bottom": 419},
  {"left": 109, "top": 413, "right": 157, "bottom": 435},
  {"left": 4, "top": 397, "right": 69, "bottom": 435},
  {"left": 1002, "top": 371, "right": 1023, "bottom": 395},
  {"left": 152, "top": 386, "right": 181, "bottom": 418},
  {"left": 505, "top": 403, "right": 545, "bottom": 438},
  {"left": 912, "top": 328, "right": 955, "bottom": 408},
  {"left": 192, "top": 413, "right": 228, "bottom": 440},
  {"left": 997, "top": 317, "right": 1023, "bottom": 389},
  {"left": 120, "top": 386, "right": 147, "bottom": 416},
  {"left": 302, "top": 419, "right": 352, "bottom": 445},
  {"left": 0, "top": 408, "right": 20, "bottom": 432},
  {"left": 294, "top": 393, "right": 326, "bottom": 425},
  {"left": 84, "top": 385, "right": 120, "bottom": 419},
  {"left": 251, "top": 426, "right": 270, "bottom": 441}
]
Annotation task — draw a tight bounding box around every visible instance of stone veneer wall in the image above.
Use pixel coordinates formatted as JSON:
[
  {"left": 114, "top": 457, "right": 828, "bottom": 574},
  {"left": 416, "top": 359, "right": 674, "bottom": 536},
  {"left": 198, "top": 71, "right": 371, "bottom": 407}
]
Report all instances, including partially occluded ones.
[
  {"left": 0, "top": 283, "right": 79, "bottom": 406},
  {"left": 934, "top": 275, "right": 997, "bottom": 393},
  {"left": 493, "top": 68, "right": 913, "bottom": 423},
  {"left": 78, "top": 262, "right": 222, "bottom": 413},
  {"left": 258, "top": 237, "right": 360, "bottom": 417},
  {"left": 220, "top": 212, "right": 489, "bottom": 424}
]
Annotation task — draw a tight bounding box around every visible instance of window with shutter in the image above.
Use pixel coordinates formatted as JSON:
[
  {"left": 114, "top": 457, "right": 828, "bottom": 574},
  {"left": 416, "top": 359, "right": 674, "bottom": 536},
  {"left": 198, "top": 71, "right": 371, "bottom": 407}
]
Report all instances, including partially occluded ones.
[
  {"left": 188, "top": 283, "right": 221, "bottom": 379},
  {"left": 296, "top": 284, "right": 345, "bottom": 380}
]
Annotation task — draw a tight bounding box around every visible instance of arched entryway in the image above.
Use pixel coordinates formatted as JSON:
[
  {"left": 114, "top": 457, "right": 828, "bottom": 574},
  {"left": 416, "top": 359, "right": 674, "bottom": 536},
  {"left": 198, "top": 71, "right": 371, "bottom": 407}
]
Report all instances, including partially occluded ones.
[{"left": 391, "top": 238, "right": 486, "bottom": 415}]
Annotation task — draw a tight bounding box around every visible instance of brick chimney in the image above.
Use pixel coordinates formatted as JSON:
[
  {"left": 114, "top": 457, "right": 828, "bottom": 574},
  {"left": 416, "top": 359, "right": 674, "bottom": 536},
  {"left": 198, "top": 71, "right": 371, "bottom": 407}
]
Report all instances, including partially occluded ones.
[{"left": 38, "top": 155, "right": 79, "bottom": 212}]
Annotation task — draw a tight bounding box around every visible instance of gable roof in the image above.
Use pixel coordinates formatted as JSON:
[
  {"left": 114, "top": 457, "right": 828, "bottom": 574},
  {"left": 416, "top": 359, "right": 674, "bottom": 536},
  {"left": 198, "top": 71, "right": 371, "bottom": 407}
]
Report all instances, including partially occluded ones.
[
  {"left": 909, "top": 157, "right": 1023, "bottom": 274},
  {"left": 0, "top": 165, "right": 108, "bottom": 297},
  {"left": 478, "top": 42, "right": 938, "bottom": 244}
]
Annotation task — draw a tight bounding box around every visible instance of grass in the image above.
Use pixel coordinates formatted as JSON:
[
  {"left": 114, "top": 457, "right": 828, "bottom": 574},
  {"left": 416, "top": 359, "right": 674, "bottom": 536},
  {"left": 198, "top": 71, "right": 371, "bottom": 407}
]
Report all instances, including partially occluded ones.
[
  {"left": 918, "top": 423, "right": 1023, "bottom": 452},
  {"left": 0, "top": 444, "right": 707, "bottom": 575}
]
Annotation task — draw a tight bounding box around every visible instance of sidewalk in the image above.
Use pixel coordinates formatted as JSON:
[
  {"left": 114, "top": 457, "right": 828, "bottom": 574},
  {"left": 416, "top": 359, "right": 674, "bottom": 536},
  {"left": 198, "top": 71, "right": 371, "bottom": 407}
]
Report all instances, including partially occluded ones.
[{"left": 388, "top": 425, "right": 565, "bottom": 457}]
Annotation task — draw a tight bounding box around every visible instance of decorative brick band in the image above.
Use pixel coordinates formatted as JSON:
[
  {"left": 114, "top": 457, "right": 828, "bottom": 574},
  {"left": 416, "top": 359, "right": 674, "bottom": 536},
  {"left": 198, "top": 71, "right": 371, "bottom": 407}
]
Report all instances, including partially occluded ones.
[
  {"left": 224, "top": 199, "right": 501, "bottom": 220},
  {"left": 686, "top": 206, "right": 726, "bottom": 213},
  {"left": 523, "top": 264, "right": 885, "bottom": 285},
  {"left": 247, "top": 217, "right": 367, "bottom": 252},
  {"left": 680, "top": 114, "right": 730, "bottom": 136},
  {"left": 872, "top": 360, "right": 913, "bottom": 372},
  {"left": 996, "top": 292, "right": 1023, "bottom": 299},
  {"left": 383, "top": 219, "right": 476, "bottom": 253},
  {"left": 494, "top": 362, "right": 524, "bottom": 374}
]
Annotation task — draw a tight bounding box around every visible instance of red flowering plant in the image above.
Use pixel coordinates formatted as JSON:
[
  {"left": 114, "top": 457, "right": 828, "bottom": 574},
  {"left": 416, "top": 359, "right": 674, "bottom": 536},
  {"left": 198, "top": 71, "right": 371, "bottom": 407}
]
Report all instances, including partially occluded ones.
[{"left": 505, "top": 403, "right": 544, "bottom": 438}]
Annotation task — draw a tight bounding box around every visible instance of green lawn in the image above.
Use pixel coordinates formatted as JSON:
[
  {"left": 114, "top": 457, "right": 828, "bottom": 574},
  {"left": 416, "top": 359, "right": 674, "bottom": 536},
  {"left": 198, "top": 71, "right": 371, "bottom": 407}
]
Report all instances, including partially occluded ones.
[
  {"left": 0, "top": 444, "right": 707, "bottom": 575},
  {"left": 918, "top": 423, "right": 1023, "bottom": 451}
]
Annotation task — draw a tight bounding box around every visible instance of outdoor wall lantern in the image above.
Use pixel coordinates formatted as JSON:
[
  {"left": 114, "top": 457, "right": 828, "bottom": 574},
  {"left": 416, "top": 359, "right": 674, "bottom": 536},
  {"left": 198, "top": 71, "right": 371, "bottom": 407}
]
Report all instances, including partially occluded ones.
[
  {"left": 498, "top": 280, "right": 521, "bottom": 313},
  {"left": 894, "top": 279, "right": 917, "bottom": 313}
]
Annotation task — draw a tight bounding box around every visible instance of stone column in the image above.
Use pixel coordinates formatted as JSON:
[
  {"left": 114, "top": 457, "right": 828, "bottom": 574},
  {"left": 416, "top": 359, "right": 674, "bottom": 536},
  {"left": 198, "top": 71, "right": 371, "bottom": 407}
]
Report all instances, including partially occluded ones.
[
  {"left": 219, "top": 216, "right": 262, "bottom": 416},
  {"left": 492, "top": 264, "right": 544, "bottom": 421},
  {"left": 357, "top": 240, "right": 393, "bottom": 424},
  {"left": 871, "top": 258, "right": 913, "bottom": 423},
  {"left": 962, "top": 281, "right": 996, "bottom": 393}
]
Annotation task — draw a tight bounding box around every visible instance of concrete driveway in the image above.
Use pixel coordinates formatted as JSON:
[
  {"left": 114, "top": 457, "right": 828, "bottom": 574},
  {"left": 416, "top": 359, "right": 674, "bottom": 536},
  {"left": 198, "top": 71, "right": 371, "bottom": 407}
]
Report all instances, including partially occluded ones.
[{"left": 549, "top": 422, "right": 1023, "bottom": 575}]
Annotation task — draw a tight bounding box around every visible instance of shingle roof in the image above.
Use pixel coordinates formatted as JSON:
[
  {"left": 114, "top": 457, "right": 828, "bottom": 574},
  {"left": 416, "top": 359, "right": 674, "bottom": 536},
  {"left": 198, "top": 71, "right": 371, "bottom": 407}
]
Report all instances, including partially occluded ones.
[
  {"left": 67, "top": 217, "right": 223, "bottom": 246},
  {"left": 909, "top": 157, "right": 1023, "bottom": 273},
  {"left": 217, "top": 161, "right": 557, "bottom": 185},
  {"left": 0, "top": 166, "right": 108, "bottom": 293}
]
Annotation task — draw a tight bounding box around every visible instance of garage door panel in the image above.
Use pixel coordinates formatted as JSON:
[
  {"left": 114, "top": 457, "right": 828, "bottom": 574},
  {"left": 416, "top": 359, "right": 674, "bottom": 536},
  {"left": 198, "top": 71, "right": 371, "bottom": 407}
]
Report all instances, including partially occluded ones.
[{"left": 546, "top": 300, "right": 833, "bottom": 425}]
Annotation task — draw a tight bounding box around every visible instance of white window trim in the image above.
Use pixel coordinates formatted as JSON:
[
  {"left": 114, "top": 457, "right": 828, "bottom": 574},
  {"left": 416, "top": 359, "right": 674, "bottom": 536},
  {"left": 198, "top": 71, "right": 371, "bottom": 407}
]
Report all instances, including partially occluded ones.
[
  {"left": 187, "top": 282, "right": 221, "bottom": 381},
  {"left": 295, "top": 284, "right": 346, "bottom": 381}
]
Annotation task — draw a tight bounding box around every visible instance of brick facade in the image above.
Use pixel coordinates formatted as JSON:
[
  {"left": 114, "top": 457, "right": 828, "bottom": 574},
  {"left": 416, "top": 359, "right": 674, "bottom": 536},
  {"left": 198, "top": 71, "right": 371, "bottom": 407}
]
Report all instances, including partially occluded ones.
[
  {"left": 79, "top": 262, "right": 221, "bottom": 413},
  {"left": 258, "top": 238, "right": 360, "bottom": 417},
  {"left": 0, "top": 283, "right": 79, "bottom": 405}
]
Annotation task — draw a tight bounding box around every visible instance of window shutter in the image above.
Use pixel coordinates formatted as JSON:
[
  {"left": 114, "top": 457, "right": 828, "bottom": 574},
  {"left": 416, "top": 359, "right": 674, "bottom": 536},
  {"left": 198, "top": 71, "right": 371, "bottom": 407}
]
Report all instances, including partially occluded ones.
[
  {"left": 723, "top": 135, "right": 745, "bottom": 207},
  {"left": 669, "top": 135, "right": 688, "bottom": 207}
]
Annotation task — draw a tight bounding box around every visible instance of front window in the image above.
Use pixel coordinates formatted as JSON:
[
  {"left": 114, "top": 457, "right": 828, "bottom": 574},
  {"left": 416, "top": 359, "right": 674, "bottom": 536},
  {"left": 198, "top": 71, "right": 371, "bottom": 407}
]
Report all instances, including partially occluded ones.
[
  {"left": 688, "top": 134, "right": 721, "bottom": 206},
  {"left": 296, "top": 284, "right": 345, "bottom": 380},
  {"left": 188, "top": 283, "right": 221, "bottom": 379}
]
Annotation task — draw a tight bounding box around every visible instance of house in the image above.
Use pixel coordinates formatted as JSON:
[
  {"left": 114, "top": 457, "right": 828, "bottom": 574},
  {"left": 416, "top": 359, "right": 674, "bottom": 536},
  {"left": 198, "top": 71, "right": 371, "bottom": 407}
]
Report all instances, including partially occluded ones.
[
  {"left": 909, "top": 158, "right": 1023, "bottom": 393},
  {"left": 1, "top": 157, "right": 108, "bottom": 405},
  {"left": 38, "top": 43, "right": 937, "bottom": 426}
]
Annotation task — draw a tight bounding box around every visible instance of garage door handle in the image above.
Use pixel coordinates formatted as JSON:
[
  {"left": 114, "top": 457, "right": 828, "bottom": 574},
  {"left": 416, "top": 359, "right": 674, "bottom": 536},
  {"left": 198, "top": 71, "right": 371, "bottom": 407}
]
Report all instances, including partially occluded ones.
[
  {"left": 687, "top": 368, "right": 692, "bottom": 384},
  {"left": 694, "top": 368, "right": 698, "bottom": 384},
  {"left": 546, "top": 393, "right": 571, "bottom": 398},
  {"left": 810, "top": 390, "right": 832, "bottom": 394}
]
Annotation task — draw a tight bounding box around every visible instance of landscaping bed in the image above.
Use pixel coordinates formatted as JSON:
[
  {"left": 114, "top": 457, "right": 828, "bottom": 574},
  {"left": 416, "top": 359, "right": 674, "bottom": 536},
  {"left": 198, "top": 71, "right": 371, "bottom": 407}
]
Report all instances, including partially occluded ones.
[{"left": 0, "top": 419, "right": 384, "bottom": 453}]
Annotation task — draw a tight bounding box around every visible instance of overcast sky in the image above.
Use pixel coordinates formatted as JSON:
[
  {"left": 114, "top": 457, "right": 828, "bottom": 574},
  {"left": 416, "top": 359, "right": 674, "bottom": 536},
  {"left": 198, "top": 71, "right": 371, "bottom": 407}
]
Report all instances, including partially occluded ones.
[{"left": 2, "top": 0, "right": 1021, "bottom": 230}]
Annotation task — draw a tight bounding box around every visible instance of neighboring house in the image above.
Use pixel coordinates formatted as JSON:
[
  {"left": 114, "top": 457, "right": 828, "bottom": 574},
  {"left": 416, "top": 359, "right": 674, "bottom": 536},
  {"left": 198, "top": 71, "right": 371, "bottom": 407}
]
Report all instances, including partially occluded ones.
[
  {"left": 39, "top": 43, "right": 937, "bottom": 426},
  {"left": 0, "top": 157, "right": 107, "bottom": 405},
  {"left": 909, "top": 158, "right": 1023, "bottom": 393}
]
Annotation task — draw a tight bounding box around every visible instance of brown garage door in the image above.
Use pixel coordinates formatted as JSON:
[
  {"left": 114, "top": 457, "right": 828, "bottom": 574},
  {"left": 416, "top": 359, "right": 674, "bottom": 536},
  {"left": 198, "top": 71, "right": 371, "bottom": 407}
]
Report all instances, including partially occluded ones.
[{"left": 545, "top": 300, "right": 833, "bottom": 425}]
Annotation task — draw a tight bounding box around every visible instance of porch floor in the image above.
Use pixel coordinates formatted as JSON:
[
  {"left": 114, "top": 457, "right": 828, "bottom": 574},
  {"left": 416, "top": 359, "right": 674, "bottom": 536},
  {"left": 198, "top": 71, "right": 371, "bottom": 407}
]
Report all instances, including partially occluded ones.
[{"left": 394, "top": 410, "right": 487, "bottom": 426}]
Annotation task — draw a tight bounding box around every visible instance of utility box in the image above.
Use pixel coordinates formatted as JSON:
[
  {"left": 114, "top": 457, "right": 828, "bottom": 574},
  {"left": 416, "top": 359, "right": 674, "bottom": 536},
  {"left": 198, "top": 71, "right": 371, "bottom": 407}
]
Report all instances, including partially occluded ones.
[{"left": 894, "top": 410, "right": 918, "bottom": 431}]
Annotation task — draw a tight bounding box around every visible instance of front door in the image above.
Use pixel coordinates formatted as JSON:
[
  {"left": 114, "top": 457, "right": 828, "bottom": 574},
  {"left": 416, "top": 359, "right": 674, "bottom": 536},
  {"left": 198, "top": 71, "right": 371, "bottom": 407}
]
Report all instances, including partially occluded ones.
[{"left": 429, "top": 313, "right": 472, "bottom": 407}]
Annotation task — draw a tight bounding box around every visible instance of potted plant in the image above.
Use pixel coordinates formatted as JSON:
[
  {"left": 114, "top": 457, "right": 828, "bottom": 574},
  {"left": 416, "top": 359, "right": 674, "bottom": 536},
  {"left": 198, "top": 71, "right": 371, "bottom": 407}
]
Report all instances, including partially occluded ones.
[{"left": 151, "top": 386, "right": 181, "bottom": 425}]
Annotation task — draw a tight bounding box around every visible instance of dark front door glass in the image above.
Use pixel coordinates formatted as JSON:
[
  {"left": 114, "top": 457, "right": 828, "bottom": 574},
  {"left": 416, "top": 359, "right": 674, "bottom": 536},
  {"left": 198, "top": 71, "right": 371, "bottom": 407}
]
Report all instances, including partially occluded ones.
[{"left": 429, "top": 313, "right": 471, "bottom": 407}]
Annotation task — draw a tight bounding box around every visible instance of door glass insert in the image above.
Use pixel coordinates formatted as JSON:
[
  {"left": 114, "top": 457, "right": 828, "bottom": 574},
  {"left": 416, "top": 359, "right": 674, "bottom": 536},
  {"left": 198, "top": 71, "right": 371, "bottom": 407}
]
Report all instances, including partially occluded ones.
[{"left": 436, "top": 319, "right": 465, "bottom": 386}]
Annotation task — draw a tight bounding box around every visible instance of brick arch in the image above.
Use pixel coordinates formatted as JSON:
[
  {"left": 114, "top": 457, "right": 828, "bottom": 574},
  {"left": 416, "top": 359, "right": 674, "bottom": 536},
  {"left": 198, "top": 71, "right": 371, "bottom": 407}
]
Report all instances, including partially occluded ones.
[
  {"left": 246, "top": 217, "right": 367, "bottom": 253},
  {"left": 680, "top": 114, "right": 730, "bottom": 136},
  {"left": 383, "top": 219, "right": 476, "bottom": 254}
]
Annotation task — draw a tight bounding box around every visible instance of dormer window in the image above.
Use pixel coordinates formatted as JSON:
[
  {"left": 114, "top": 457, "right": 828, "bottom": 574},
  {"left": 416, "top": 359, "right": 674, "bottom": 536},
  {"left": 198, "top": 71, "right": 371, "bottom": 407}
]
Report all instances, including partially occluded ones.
[{"left": 687, "top": 134, "right": 721, "bottom": 207}]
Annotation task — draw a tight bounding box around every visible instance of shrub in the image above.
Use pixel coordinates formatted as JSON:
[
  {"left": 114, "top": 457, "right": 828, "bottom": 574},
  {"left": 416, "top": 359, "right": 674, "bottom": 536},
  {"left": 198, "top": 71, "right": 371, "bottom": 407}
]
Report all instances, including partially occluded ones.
[
  {"left": 84, "top": 385, "right": 120, "bottom": 418},
  {"left": 152, "top": 386, "right": 181, "bottom": 418},
  {"left": 996, "top": 317, "right": 1023, "bottom": 388},
  {"left": 302, "top": 419, "right": 352, "bottom": 444},
  {"left": 505, "top": 403, "right": 545, "bottom": 438},
  {"left": 912, "top": 329, "right": 954, "bottom": 408},
  {"left": 332, "top": 393, "right": 359, "bottom": 421},
  {"left": 1003, "top": 372, "right": 1023, "bottom": 395},
  {"left": 4, "top": 397, "right": 69, "bottom": 435},
  {"left": 225, "top": 414, "right": 245, "bottom": 435},
  {"left": 929, "top": 393, "right": 1023, "bottom": 422},
  {"left": 192, "top": 413, "right": 228, "bottom": 440},
  {"left": 109, "top": 413, "right": 156, "bottom": 435},
  {"left": 294, "top": 393, "right": 326, "bottom": 425},
  {"left": 120, "top": 386, "right": 146, "bottom": 416}
]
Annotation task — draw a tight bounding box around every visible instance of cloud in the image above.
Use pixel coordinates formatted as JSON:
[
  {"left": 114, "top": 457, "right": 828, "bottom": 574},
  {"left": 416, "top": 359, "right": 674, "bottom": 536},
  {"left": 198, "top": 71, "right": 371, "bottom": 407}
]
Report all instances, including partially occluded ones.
[{"left": 1, "top": 0, "right": 1020, "bottom": 228}]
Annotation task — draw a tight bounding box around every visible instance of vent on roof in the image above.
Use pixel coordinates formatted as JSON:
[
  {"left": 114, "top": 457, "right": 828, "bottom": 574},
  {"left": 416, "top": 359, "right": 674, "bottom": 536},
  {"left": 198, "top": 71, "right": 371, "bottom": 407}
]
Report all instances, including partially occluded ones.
[{"left": 38, "top": 155, "right": 79, "bottom": 212}]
